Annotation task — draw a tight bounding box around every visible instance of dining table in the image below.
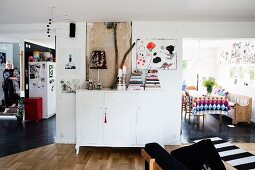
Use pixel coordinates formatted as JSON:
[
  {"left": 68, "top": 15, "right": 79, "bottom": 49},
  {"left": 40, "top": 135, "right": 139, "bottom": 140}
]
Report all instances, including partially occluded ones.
[{"left": 187, "top": 90, "right": 231, "bottom": 124}]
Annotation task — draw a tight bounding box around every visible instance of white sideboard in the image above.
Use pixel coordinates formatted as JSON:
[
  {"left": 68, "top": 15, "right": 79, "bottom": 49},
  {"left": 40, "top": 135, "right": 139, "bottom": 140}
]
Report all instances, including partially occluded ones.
[{"left": 75, "top": 89, "right": 165, "bottom": 154}]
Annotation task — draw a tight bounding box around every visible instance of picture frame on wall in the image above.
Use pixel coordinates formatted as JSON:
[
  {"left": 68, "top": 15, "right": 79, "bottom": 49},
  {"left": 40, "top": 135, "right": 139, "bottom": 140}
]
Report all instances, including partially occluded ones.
[
  {"left": 136, "top": 39, "right": 177, "bottom": 70},
  {"left": 0, "top": 52, "right": 6, "bottom": 68},
  {"left": 49, "top": 64, "right": 54, "bottom": 78},
  {"left": 60, "top": 79, "right": 82, "bottom": 93},
  {"left": 59, "top": 48, "right": 81, "bottom": 77}
]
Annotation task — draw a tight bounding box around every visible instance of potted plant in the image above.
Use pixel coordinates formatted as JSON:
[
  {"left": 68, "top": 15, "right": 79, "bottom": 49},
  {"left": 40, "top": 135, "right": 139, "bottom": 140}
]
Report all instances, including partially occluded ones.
[{"left": 202, "top": 77, "right": 216, "bottom": 95}]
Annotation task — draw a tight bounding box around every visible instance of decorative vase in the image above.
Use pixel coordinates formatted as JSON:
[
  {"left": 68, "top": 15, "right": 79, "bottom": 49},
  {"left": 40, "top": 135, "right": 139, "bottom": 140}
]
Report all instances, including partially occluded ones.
[{"left": 207, "top": 86, "right": 213, "bottom": 95}]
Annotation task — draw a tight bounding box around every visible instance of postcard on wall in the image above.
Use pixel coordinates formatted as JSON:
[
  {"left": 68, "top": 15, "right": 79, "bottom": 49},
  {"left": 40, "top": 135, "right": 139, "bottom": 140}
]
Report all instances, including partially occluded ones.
[
  {"left": 49, "top": 64, "right": 54, "bottom": 78},
  {"left": 0, "top": 52, "right": 6, "bottom": 68},
  {"left": 60, "top": 79, "right": 82, "bottom": 93},
  {"left": 29, "top": 63, "right": 46, "bottom": 88},
  {"left": 136, "top": 39, "right": 177, "bottom": 70},
  {"left": 60, "top": 48, "right": 81, "bottom": 77}
]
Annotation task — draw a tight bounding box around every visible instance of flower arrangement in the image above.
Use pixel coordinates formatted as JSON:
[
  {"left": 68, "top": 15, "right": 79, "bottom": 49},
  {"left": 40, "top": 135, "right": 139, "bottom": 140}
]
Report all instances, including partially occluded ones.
[
  {"left": 16, "top": 97, "right": 24, "bottom": 122},
  {"left": 202, "top": 77, "right": 216, "bottom": 95}
]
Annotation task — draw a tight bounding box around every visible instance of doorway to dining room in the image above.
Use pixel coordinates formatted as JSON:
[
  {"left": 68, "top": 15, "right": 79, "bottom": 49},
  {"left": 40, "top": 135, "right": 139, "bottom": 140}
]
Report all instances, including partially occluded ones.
[
  {"left": 0, "top": 35, "right": 56, "bottom": 158},
  {"left": 181, "top": 39, "right": 255, "bottom": 144}
]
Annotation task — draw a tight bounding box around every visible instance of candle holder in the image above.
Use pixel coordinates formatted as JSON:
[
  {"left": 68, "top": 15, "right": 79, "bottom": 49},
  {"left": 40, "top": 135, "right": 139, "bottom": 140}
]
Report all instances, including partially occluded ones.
[
  {"left": 117, "top": 75, "right": 122, "bottom": 90},
  {"left": 122, "top": 66, "right": 127, "bottom": 90},
  {"left": 122, "top": 73, "right": 126, "bottom": 90}
]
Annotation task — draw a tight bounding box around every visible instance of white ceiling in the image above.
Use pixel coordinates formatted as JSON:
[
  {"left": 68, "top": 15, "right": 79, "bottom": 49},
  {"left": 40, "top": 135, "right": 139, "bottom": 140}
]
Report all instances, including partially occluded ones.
[{"left": 1, "top": 0, "right": 255, "bottom": 24}]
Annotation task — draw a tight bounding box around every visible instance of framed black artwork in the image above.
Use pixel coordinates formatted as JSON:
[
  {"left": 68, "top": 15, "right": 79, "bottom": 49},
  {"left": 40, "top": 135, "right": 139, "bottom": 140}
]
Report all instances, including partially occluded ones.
[{"left": 0, "top": 52, "right": 6, "bottom": 65}]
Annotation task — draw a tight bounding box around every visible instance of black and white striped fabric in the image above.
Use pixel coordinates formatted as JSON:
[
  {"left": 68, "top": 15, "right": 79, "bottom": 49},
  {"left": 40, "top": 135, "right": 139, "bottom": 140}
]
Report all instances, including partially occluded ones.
[{"left": 193, "top": 137, "right": 255, "bottom": 170}]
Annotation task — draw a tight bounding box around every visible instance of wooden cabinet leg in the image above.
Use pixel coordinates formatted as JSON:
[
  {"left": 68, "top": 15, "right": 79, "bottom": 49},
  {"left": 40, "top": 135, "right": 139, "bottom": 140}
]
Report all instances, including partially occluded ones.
[
  {"left": 220, "top": 114, "right": 222, "bottom": 125},
  {"left": 203, "top": 115, "right": 205, "bottom": 126},
  {"left": 75, "top": 145, "right": 80, "bottom": 154}
]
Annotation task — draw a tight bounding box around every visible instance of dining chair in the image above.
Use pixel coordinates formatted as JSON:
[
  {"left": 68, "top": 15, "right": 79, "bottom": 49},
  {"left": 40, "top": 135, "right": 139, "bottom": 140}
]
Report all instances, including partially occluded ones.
[
  {"left": 181, "top": 94, "right": 186, "bottom": 119},
  {"left": 184, "top": 91, "right": 192, "bottom": 122},
  {"left": 185, "top": 92, "right": 205, "bottom": 126}
]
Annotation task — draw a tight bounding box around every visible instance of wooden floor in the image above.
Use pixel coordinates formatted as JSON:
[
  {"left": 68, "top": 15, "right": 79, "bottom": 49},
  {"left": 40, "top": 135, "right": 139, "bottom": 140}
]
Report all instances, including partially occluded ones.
[
  {"left": 0, "top": 144, "right": 144, "bottom": 170},
  {"left": 0, "top": 143, "right": 255, "bottom": 170}
]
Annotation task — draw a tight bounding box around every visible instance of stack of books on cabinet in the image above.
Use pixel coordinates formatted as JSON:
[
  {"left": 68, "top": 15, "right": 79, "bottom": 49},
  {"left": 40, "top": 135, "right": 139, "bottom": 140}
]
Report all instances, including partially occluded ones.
[
  {"left": 127, "top": 71, "right": 144, "bottom": 91},
  {"left": 145, "top": 71, "right": 161, "bottom": 90}
]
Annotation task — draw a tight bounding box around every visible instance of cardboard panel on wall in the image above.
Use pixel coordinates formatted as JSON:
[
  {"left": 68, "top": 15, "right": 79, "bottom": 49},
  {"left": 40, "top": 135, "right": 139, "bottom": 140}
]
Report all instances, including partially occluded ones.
[{"left": 86, "top": 22, "right": 132, "bottom": 88}]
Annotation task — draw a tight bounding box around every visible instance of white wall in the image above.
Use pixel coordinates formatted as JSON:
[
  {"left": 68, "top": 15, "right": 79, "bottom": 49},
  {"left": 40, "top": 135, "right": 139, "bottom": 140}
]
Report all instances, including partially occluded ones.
[
  {"left": 132, "top": 22, "right": 183, "bottom": 144},
  {"left": 56, "top": 22, "right": 86, "bottom": 143},
  {"left": 132, "top": 21, "right": 255, "bottom": 144},
  {"left": 56, "top": 21, "right": 255, "bottom": 144},
  {"left": 216, "top": 43, "right": 255, "bottom": 122},
  {"left": 12, "top": 43, "right": 20, "bottom": 71},
  {"left": 0, "top": 43, "right": 13, "bottom": 62}
]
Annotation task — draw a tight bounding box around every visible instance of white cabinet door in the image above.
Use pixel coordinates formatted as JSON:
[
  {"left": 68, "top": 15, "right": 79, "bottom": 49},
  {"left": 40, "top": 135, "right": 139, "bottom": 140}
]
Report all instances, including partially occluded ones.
[
  {"left": 103, "top": 92, "right": 136, "bottom": 146},
  {"left": 137, "top": 92, "right": 164, "bottom": 146},
  {"left": 76, "top": 91, "right": 103, "bottom": 145}
]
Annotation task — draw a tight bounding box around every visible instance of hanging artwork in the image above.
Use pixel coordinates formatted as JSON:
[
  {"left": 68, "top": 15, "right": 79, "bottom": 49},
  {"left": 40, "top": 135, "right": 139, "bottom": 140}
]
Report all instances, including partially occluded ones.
[
  {"left": 249, "top": 66, "right": 255, "bottom": 80},
  {"left": 0, "top": 52, "right": 6, "bottom": 67},
  {"left": 49, "top": 65, "right": 54, "bottom": 78},
  {"left": 29, "top": 63, "right": 46, "bottom": 88},
  {"left": 60, "top": 48, "right": 81, "bottom": 78},
  {"left": 219, "top": 41, "right": 255, "bottom": 65},
  {"left": 90, "top": 51, "right": 107, "bottom": 69},
  {"left": 136, "top": 39, "right": 177, "bottom": 70},
  {"left": 49, "top": 79, "right": 55, "bottom": 92},
  {"left": 65, "top": 53, "right": 76, "bottom": 69},
  {"left": 60, "top": 79, "right": 81, "bottom": 93}
]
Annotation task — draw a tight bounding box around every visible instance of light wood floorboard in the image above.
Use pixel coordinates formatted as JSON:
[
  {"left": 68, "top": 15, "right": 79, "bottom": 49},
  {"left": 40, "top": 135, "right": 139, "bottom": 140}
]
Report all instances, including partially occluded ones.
[
  {"left": 0, "top": 144, "right": 144, "bottom": 170},
  {"left": 0, "top": 143, "right": 254, "bottom": 170}
]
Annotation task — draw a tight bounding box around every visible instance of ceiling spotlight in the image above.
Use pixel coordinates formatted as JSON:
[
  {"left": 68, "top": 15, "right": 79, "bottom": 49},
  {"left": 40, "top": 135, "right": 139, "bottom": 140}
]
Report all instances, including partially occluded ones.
[
  {"left": 47, "top": 25, "right": 49, "bottom": 27},
  {"left": 49, "top": 22, "right": 51, "bottom": 24},
  {"left": 48, "top": 35, "right": 50, "bottom": 37}
]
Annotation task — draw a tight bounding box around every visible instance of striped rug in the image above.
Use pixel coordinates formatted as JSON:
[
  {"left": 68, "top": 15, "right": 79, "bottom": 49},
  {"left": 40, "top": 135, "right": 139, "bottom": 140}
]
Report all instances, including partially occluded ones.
[{"left": 193, "top": 137, "right": 255, "bottom": 170}]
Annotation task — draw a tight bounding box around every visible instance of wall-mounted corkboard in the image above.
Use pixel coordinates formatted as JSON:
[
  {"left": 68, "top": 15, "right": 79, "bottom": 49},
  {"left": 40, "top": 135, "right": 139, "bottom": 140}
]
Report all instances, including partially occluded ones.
[{"left": 86, "top": 22, "right": 132, "bottom": 88}]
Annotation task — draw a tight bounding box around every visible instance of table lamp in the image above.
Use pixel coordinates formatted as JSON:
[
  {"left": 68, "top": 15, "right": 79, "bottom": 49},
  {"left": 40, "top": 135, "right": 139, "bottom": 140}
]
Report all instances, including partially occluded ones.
[{"left": 90, "top": 51, "right": 107, "bottom": 89}]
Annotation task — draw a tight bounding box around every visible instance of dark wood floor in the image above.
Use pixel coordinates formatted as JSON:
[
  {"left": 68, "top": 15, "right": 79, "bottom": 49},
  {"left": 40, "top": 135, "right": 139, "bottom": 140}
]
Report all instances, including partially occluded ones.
[
  {"left": 181, "top": 114, "right": 255, "bottom": 143},
  {"left": 0, "top": 115, "right": 55, "bottom": 158}
]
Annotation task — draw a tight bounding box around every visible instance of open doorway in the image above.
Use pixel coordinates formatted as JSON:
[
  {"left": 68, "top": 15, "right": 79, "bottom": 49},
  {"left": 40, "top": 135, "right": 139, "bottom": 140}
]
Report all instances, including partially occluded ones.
[
  {"left": 0, "top": 42, "right": 20, "bottom": 115},
  {"left": 181, "top": 39, "right": 255, "bottom": 143},
  {"left": 0, "top": 38, "right": 56, "bottom": 158}
]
